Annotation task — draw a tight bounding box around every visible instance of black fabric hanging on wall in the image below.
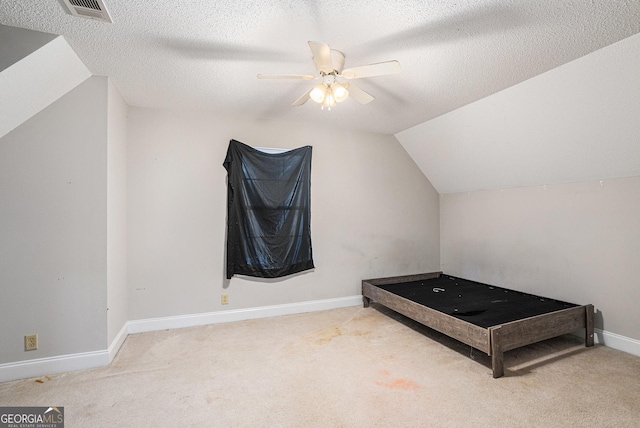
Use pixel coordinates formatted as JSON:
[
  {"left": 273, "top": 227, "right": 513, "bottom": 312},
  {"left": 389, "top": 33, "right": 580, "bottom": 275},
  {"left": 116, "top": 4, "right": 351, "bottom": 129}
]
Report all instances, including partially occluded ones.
[{"left": 223, "top": 139, "right": 314, "bottom": 279}]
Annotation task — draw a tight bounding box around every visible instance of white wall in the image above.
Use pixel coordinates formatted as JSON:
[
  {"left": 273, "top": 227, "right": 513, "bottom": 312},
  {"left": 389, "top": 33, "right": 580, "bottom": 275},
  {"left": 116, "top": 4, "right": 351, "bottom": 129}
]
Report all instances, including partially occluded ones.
[
  {"left": 107, "top": 81, "right": 128, "bottom": 345},
  {"left": 441, "top": 177, "right": 640, "bottom": 341},
  {"left": 127, "top": 108, "right": 440, "bottom": 320},
  {"left": 0, "top": 76, "right": 108, "bottom": 364}
]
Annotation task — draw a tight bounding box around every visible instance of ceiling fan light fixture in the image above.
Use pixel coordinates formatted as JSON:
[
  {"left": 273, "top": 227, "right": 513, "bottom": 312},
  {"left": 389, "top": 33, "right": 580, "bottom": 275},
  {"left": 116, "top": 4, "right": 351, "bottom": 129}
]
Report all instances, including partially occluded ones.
[
  {"left": 310, "top": 84, "right": 327, "bottom": 103},
  {"left": 332, "top": 83, "right": 349, "bottom": 103},
  {"left": 322, "top": 91, "right": 336, "bottom": 108},
  {"left": 258, "top": 41, "right": 400, "bottom": 109}
]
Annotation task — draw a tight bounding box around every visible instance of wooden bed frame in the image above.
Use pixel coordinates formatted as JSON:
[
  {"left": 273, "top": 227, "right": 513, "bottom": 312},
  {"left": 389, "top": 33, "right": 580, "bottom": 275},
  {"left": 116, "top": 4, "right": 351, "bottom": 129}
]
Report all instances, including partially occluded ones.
[{"left": 362, "top": 272, "right": 594, "bottom": 378}]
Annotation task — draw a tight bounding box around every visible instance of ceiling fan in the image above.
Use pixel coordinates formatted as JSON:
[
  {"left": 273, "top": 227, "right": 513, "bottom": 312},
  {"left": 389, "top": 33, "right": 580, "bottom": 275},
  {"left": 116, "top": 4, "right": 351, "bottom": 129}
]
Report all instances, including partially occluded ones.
[{"left": 257, "top": 41, "right": 401, "bottom": 109}]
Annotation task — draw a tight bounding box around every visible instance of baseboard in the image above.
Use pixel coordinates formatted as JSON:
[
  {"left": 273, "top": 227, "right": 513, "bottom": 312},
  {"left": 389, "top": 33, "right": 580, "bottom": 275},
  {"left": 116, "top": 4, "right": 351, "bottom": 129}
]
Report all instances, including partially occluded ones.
[
  {"left": 569, "top": 328, "right": 640, "bottom": 357},
  {"left": 108, "top": 323, "right": 129, "bottom": 363},
  {"left": 594, "top": 328, "right": 640, "bottom": 357},
  {"left": 127, "top": 295, "right": 363, "bottom": 334},
  {"left": 0, "top": 295, "right": 363, "bottom": 383},
  {"left": 0, "top": 350, "right": 109, "bottom": 383}
]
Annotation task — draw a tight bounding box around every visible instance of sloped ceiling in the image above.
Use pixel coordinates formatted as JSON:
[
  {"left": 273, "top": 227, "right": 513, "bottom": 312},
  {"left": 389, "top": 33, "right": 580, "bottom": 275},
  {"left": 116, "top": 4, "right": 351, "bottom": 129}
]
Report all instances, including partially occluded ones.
[
  {"left": 0, "top": 27, "right": 91, "bottom": 138},
  {"left": 397, "top": 32, "right": 640, "bottom": 193},
  {"left": 1, "top": 1, "right": 639, "bottom": 137},
  {"left": 0, "top": 24, "right": 56, "bottom": 71}
]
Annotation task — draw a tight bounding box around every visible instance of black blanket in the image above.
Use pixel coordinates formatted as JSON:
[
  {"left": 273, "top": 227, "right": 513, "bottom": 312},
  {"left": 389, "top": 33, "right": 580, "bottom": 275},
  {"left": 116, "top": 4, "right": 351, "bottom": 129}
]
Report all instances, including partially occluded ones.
[{"left": 223, "top": 140, "right": 314, "bottom": 279}]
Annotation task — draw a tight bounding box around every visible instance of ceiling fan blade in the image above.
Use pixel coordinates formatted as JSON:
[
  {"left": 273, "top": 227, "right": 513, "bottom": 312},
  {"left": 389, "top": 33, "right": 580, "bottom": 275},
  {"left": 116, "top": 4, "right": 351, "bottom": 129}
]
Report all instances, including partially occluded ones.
[
  {"left": 341, "top": 60, "right": 401, "bottom": 79},
  {"left": 257, "top": 74, "right": 316, "bottom": 80},
  {"left": 346, "top": 83, "right": 375, "bottom": 104},
  {"left": 308, "top": 41, "right": 334, "bottom": 73},
  {"left": 330, "top": 49, "right": 346, "bottom": 73},
  {"left": 292, "top": 89, "right": 312, "bottom": 106}
]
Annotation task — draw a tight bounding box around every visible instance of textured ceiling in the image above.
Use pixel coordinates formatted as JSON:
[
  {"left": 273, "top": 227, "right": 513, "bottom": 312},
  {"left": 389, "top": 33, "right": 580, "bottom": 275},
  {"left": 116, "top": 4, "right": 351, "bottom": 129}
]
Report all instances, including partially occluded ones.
[{"left": 1, "top": 1, "right": 639, "bottom": 135}]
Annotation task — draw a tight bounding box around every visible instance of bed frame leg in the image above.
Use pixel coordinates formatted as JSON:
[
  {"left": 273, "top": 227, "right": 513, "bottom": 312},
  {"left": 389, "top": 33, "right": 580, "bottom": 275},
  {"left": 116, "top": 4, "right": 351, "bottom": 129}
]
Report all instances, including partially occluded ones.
[
  {"left": 585, "top": 304, "right": 595, "bottom": 347},
  {"left": 363, "top": 296, "right": 371, "bottom": 308},
  {"left": 490, "top": 327, "right": 504, "bottom": 378}
]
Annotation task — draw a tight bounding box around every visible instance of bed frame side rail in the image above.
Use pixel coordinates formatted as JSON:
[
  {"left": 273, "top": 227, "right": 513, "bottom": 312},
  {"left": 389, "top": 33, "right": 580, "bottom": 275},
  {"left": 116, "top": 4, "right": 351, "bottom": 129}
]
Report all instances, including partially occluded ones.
[{"left": 362, "top": 279, "right": 490, "bottom": 354}]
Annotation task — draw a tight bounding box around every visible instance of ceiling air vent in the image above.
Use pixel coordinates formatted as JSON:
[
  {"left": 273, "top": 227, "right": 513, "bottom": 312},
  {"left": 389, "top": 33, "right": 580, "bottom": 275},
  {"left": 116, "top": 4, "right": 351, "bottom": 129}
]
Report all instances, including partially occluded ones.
[{"left": 61, "top": 0, "right": 113, "bottom": 23}]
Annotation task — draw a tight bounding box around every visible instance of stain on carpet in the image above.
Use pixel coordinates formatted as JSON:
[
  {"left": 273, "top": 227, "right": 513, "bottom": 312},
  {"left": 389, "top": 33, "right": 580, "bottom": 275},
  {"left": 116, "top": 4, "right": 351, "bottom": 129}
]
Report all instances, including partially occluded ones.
[
  {"left": 34, "top": 376, "right": 52, "bottom": 384},
  {"left": 375, "top": 370, "right": 420, "bottom": 392},
  {"left": 312, "top": 327, "right": 343, "bottom": 344}
]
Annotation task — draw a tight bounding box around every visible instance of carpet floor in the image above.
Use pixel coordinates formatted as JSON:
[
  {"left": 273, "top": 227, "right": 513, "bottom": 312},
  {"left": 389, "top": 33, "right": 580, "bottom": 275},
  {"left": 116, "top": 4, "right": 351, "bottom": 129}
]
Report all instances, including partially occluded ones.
[{"left": 1, "top": 305, "right": 639, "bottom": 427}]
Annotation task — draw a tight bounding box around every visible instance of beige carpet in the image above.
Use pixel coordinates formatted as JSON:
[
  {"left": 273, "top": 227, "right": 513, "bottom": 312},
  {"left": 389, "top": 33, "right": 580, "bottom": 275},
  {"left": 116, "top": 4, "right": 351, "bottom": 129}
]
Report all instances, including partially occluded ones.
[{"left": 1, "top": 305, "right": 639, "bottom": 427}]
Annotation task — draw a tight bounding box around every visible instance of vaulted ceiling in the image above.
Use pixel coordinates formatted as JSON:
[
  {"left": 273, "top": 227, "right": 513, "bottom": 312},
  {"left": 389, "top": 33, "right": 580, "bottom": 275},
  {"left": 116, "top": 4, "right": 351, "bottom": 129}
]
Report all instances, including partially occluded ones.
[{"left": 2, "top": 1, "right": 639, "bottom": 136}]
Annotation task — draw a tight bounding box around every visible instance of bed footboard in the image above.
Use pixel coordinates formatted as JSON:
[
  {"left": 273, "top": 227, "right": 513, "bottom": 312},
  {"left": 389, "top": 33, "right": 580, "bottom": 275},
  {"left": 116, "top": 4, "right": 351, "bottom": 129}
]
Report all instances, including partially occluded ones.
[{"left": 489, "top": 304, "right": 595, "bottom": 378}]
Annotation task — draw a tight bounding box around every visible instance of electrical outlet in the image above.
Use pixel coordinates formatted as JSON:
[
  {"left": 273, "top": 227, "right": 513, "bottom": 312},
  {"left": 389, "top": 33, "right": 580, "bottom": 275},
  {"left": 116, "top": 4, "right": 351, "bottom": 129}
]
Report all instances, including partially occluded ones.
[
  {"left": 25, "top": 334, "right": 38, "bottom": 351},
  {"left": 221, "top": 294, "right": 229, "bottom": 305}
]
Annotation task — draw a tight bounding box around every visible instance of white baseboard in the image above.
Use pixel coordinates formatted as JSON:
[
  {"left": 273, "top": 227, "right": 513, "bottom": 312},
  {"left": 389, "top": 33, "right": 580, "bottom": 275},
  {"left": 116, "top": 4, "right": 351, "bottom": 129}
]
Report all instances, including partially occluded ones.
[
  {"left": 568, "top": 327, "right": 640, "bottom": 357},
  {"left": 0, "top": 350, "right": 109, "bottom": 383},
  {"left": 0, "top": 295, "right": 363, "bottom": 383},
  {"left": 127, "top": 295, "right": 363, "bottom": 334},
  {"left": 108, "top": 323, "right": 129, "bottom": 363},
  {"left": 594, "top": 328, "right": 640, "bottom": 357}
]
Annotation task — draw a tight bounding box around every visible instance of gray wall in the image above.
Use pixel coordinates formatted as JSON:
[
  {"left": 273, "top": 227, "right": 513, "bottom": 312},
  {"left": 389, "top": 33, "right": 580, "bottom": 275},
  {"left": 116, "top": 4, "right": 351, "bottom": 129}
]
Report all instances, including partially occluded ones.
[
  {"left": 107, "top": 80, "right": 128, "bottom": 345},
  {"left": 126, "top": 108, "right": 441, "bottom": 320},
  {"left": 0, "top": 76, "right": 109, "bottom": 364},
  {"left": 441, "top": 177, "right": 640, "bottom": 340}
]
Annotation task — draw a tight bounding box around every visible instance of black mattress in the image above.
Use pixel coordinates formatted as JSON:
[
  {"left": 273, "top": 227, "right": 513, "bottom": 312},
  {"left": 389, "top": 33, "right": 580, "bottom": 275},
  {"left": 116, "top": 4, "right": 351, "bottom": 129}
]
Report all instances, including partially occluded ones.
[{"left": 376, "top": 275, "right": 577, "bottom": 329}]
